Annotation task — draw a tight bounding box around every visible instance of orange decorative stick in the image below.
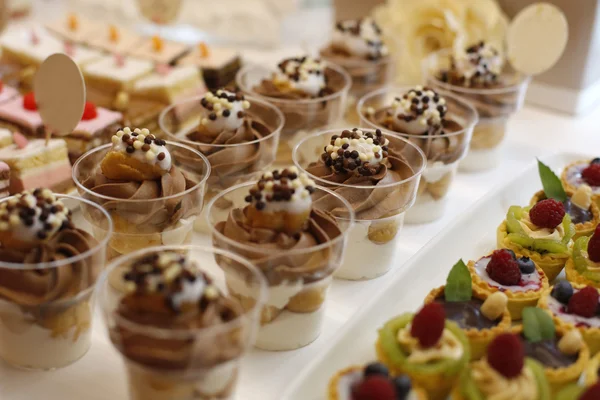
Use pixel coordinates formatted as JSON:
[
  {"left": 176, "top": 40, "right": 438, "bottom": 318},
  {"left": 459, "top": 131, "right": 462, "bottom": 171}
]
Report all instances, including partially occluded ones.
[
  {"left": 109, "top": 25, "right": 119, "bottom": 42},
  {"left": 199, "top": 42, "right": 210, "bottom": 58},
  {"left": 152, "top": 35, "right": 164, "bottom": 52},
  {"left": 67, "top": 14, "right": 78, "bottom": 31}
]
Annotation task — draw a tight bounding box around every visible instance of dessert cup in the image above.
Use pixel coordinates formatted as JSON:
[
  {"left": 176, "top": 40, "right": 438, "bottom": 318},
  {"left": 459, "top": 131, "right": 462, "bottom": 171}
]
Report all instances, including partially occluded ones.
[
  {"left": 422, "top": 49, "right": 530, "bottom": 172},
  {"left": 236, "top": 63, "right": 351, "bottom": 164},
  {"left": 358, "top": 87, "right": 477, "bottom": 223},
  {"left": 293, "top": 128, "right": 426, "bottom": 280},
  {"left": 73, "top": 140, "right": 210, "bottom": 260},
  {"left": 0, "top": 193, "right": 112, "bottom": 370},
  {"left": 97, "top": 245, "right": 267, "bottom": 400},
  {"left": 207, "top": 181, "right": 354, "bottom": 351},
  {"left": 159, "top": 94, "right": 284, "bottom": 233}
]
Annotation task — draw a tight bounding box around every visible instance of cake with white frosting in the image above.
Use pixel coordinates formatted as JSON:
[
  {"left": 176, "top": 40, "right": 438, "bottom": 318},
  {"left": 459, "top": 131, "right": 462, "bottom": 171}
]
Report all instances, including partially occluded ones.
[
  {"left": 177, "top": 43, "right": 241, "bottom": 90},
  {"left": 129, "top": 36, "right": 189, "bottom": 65}
]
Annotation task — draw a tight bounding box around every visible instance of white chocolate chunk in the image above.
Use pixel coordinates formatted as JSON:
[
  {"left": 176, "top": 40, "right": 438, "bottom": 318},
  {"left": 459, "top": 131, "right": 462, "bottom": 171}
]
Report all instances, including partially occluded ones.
[
  {"left": 558, "top": 329, "right": 584, "bottom": 355},
  {"left": 572, "top": 184, "right": 592, "bottom": 210},
  {"left": 480, "top": 292, "right": 508, "bottom": 321}
]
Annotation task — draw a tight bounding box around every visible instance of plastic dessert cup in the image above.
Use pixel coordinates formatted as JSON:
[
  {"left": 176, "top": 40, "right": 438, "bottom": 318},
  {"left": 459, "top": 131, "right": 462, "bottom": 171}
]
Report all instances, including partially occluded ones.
[
  {"left": 358, "top": 87, "right": 477, "bottom": 224},
  {"left": 97, "top": 245, "right": 267, "bottom": 400},
  {"left": 422, "top": 49, "right": 530, "bottom": 172},
  {"left": 159, "top": 95, "right": 284, "bottom": 233},
  {"left": 207, "top": 182, "right": 354, "bottom": 351},
  {"left": 236, "top": 63, "right": 351, "bottom": 164},
  {"left": 73, "top": 141, "right": 210, "bottom": 259},
  {"left": 293, "top": 128, "right": 426, "bottom": 280},
  {"left": 0, "top": 194, "right": 112, "bottom": 370}
]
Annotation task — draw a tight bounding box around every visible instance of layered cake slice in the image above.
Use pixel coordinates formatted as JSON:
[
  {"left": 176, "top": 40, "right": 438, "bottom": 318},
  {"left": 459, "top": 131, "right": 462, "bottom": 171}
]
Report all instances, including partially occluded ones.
[
  {"left": 130, "top": 65, "right": 204, "bottom": 105},
  {"left": 0, "top": 129, "right": 12, "bottom": 148},
  {"left": 129, "top": 36, "right": 189, "bottom": 65},
  {"left": 0, "top": 81, "right": 18, "bottom": 105},
  {"left": 84, "top": 24, "right": 144, "bottom": 55},
  {"left": 0, "top": 162, "right": 9, "bottom": 198},
  {"left": 46, "top": 13, "right": 102, "bottom": 44},
  {"left": 0, "top": 27, "right": 62, "bottom": 68},
  {"left": 0, "top": 136, "right": 73, "bottom": 193},
  {"left": 0, "top": 93, "right": 44, "bottom": 136},
  {"left": 178, "top": 43, "right": 241, "bottom": 90}
]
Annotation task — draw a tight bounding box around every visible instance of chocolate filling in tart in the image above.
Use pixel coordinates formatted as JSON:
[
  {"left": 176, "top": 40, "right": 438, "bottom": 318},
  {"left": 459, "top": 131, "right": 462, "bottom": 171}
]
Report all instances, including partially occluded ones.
[
  {"left": 434, "top": 295, "right": 500, "bottom": 330},
  {"left": 520, "top": 335, "right": 578, "bottom": 369}
]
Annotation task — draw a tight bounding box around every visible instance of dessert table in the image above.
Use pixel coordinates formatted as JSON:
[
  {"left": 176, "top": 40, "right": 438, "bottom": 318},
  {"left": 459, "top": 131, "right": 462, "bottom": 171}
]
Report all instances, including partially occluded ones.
[{"left": 1, "top": 3, "right": 600, "bottom": 400}]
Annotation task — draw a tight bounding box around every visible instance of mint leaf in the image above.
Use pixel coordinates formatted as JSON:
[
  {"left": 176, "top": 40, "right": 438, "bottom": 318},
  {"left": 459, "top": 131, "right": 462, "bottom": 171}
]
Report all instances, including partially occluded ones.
[
  {"left": 444, "top": 260, "right": 471, "bottom": 302},
  {"left": 538, "top": 159, "right": 568, "bottom": 202},
  {"left": 522, "top": 307, "right": 555, "bottom": 342}
]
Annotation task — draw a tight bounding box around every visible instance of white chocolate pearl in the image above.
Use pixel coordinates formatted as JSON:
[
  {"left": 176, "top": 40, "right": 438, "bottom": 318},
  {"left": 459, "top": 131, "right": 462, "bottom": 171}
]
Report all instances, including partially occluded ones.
[
  {"left": 133, "top": 141, "right": 143, "bottom": 150},
  {"left": 480, "top": 292, "right": 507, "bottom": 321},
  {"left": 558, "top": 329, "right": 584, "bottom": 355},
  {"left": 145, "top": 151, "right": 155, "bottom": 161},
  {"left": 112, "top": 136, "right": 120, "bottom": 144}
]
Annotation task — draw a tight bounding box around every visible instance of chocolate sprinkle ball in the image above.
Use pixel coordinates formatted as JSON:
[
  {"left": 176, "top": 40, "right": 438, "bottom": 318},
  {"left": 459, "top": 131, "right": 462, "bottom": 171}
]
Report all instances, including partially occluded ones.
[
  {"left": 0, "top": 188, "right": 72, "bottom": 243},
  {"left": 111, "top": 127, "right": 168, "bottom": 164},
  {"left": 441, "top": 41, "right": 503, "bottom": 87},
  {"left": 244, "top": 167, "right": 316, "bottom": 211},
  {"left": 390, "top": 86, "right": 447, "bottom": 127},
  {"left": 200, "top": 89, "right": 250, "bottom": 121},
  {"left": 321, "top": 128, "right": 390, "bottom": 177},
  {"left": 334, "top": 18, "right": 388, "bottom": 61},
  {"left": 277, "top": 56, "right": 325, "bottom": 83},
  {"left": 122, "top": 251, "right": 227, "bottom": 315}
]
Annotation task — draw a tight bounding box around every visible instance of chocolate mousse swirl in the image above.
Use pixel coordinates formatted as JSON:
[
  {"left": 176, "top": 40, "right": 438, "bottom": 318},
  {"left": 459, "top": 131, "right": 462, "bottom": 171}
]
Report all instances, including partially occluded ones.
[
  {"left": 113, "top": 252, "right": 243, "bottom": 370},
  {"left": 305, "top": 129, "right": 417, "bottom": 220}
]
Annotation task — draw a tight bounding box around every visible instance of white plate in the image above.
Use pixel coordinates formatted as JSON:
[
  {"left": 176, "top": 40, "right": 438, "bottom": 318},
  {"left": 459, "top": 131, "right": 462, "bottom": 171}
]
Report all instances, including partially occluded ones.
[{"left": 283, "top": 152, "right": 589, "bottom": 400}]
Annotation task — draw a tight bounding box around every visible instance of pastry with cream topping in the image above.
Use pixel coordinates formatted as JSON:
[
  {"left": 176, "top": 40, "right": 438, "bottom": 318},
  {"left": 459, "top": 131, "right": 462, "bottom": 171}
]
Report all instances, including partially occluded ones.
[
  {"left": 0, "top": 189, "right": 110, "bottom": 369},
  {"left": 425, "top": 260, "right": 511, "bottom": 360},
  {"left": 497, "top": 200, "right": 575, "bottom": 281},
  {"left": 211, "top": 167, "right": 349, "bottom": 351},
  {"left": 452, "top": 333, "right": 550, "bottom": 400},
  {"left": 76, "top": 127, "right": 207, "bottom": 258},
  {"left": 102, "top": 249, "right": 258, "bottom": 400},
  {"left": 376, "top": 303, "right": 470, "bottom": 400},
  {"left": 424, "top": 41, "right": 529, "bottom": 171},
  {"left": 562, "top": 158, "right": 600, "bottom": 208},
  {"left": 468, "top": 249, "right": 549, "bottom": 321},
  {"left": 566, "top": 225, "right": 600, "bottom": 288},
  {"left": 360, "top": 86, "right": 475, "bottom": 223},
  {"left": 296, "top": 127, "right": 424, "bottom": 279},
  {"left": 328, "top": 362, "right": 427, "bottom": 400},
  {"left": 514, "top": 307, "right": 589, "bottom": 393},
  {"left": 320, "top": 18, "right": 393, "bottom": 102},
  {"left": 538, "top": 282, "right": 600, "bottom": 359}
]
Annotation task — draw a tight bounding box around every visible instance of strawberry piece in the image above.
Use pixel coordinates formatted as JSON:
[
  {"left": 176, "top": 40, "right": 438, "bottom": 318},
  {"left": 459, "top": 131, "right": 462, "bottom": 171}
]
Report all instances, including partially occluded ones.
[
  {"left": 22, "top": 92, "right": 37, "bottom": 111},
  {"left": 580, "top": 383, "right": 600, "bottom": 400},
  {"left": 529, "top": 198, "right": 565, "bottom": 229},
  {"left": 589, "top": 225, "right": 600, "bottom": 263},
  {"left": 487, "top": 333, "right": 524, "bottom": 379},
  {"left": 583, "top": 164, "right": 600, "bottom": 187},
  {"left": 486, "top": 249, "right": 521, "bottom": 286},
  {"left": 410, "top": 303, "right": 445, "bottom": 348},
  {"left": 568, "top": 286, "right": 599, "bottom": 318},
  {"left": 81, "top": 102, "right": 97, "bottom": 120},
  {"left": 351, "top": 376, "right": 396, "bottom": 400}
]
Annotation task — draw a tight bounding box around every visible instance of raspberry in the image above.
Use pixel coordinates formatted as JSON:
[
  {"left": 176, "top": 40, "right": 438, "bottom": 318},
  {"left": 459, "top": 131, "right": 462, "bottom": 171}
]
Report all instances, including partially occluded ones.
[
  {"left": 486, "top": 249, "right": 521, "bottom": 286},
  {"left": 22, "top": 92, "right": 36, "bottom": 111},
  {"left": 410, "top": 303, "right": 445, "bottom": 348},
  {"left": 581, "top": 383, "right": 600, "bottom": 400},
  {"left": 529, "top": 198, "right": 565, "bottom": 229},
  {"left": 568, "top": 286, "right": 599, "bottom": 318},
  {"left": 487, "top": 333, "right": 524, "bottom": 378},
  {"left": 582, "top": 164, "right": 600, "bottom": 187},
  {"left": 588, "top": 225, "right": 600, "bottom": 262},
  {"left": 82, "top": 102, "right": 97, "bottom": 120},
  {"left": 351, "top": 376, "right": 396, "bottom": 400}
]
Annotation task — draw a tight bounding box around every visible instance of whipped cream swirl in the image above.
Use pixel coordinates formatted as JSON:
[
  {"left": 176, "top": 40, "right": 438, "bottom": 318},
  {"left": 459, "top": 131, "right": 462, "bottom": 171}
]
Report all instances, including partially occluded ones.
[
  {"left": 471, "top": 359, "right": 538, "bottom": 400},
  {"left": 200, "top": 90, "right": 251, "bottom": 136},
  {"left": 397, "top": 324, "right": 464, "bottom": 363},
  {"left": 273, "top": 56, "right": 327, "bottom": 97},
  {"left": 452, "top": 41, "right": 504, "bottom": 87},
  {"left": 519, "top": 211, "right": 565, "bottom": 241},
  {"left": 332, "top": 18, "right": 388, "bottom": 60}
]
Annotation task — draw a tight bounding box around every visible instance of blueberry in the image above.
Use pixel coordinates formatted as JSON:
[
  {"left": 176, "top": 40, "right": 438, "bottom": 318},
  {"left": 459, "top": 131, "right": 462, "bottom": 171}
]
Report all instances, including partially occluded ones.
[
  {"left": 393, "top": 375, "right": 412, "bottom": 399},
  {"left": 505, "top": 249, "right": 516, "bottom": 259},
  {"left": 551, "top": 280, "right": 574, "bottom": 304},
  {"left": 591, "top": 157, "right": 600, "bottom": 165},
  {"left": 364, "top": 362, "right": 389, "bottom": 377},
  {"left": 517, "top": 257, "right": 535, "bottom": 274}
]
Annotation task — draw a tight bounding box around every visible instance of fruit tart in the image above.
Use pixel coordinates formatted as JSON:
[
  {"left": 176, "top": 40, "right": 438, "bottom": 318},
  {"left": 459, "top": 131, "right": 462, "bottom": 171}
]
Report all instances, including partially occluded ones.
[
  {"left": 497, "top": 199, "right": 576, "bottom": 281},
  {"left": 562, "top": 158, "right": 600, "bottom": 207},
  {"left": 376, "top": 303, "right": 470, "bottom": 400},
  {"left": 584, "top": 350, "right": 600, "bottom": 386},
  {"left": 531, "top": 160, "right": 599, "bottom": 239},
  {"left": 514, "top": 307, "right": 589, "bottom": 392},
  {"left": 468, "top": 249, "right": 549, "bottom": 320},
  {"left": 555, "top": 382, "right": 600, "bottom": 400},
  {"left": 328, "top": 362, "right": 427, "bottom": 400},
  {"left": 566, "top": 225, "right": 600, "bottom": 287},
  {"left": 452, "top": 333, "right": 551, "bottom": 400},
  {"left": 538, "top": 281, "right": 600, "bottom": 354},
  {"left": 424, "top": 260, "right": 511, "bottom": 360}
]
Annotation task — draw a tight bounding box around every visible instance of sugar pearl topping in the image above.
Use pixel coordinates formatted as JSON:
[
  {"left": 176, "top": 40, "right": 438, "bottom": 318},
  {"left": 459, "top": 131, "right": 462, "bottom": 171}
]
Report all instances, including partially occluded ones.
[
  {"left": 273, "top": 56, "right": 327, "bottom": 97},
  {"left": 111, "top": 127, "right": 171, "bottom": 171},
  {"left": 333, "top": 18, "right": 388, "bottom": 60},
  {"left": 453, "top": 41, "right": 504, "bottom": 85},
  {"left": 391, "top": 86, "right": 447, "bottom": 127},
  {"left": 200, "top": 89, "right": 251, "bottom": 135},
  {"left": 122, "top": 251, "right": 222, "bottom": 313},
  {"left": 244, "top": 167, "right": 316, "bottom": 214},
  {"left": 0, "top": 189, "right": 72, "bottom": 244},
  {"left": 321, "top": 128, "right": 390, "bottom": 176}
]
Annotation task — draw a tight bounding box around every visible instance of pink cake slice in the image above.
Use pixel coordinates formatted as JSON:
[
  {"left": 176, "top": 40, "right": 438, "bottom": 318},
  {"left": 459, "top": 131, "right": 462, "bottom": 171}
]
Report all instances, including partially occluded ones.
[
  {"left": 0, "top": 95, "right": 44, "bottom": 135},
  {"left": 0, "top": 85, "right": 18, "bottom": 105},
  {"left": 65, "top": 105, "right": 123, "bottom": 162}
]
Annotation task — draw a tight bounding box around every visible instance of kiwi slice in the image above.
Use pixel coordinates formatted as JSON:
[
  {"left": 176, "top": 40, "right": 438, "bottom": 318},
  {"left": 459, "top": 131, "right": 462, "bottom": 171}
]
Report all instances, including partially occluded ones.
[
  {"left": 532, "top": 239, "right": 569, "bottom": 254},
  {"left": 507, "top": 232, "right": 534, "bottom": 248},
  {"left": 561, "top": 213, "right": 576, "bottom": 245},
  {"left": 575, "top": 236, "right": 600, "bottom": 281},
  {"left": 506, "top": 206, "right": 525, "bottom": 234}
]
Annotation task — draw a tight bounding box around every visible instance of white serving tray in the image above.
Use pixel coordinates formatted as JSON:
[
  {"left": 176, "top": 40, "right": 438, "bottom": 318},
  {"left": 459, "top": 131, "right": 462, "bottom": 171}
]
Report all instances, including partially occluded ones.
[{"left": 283, "top": 152, "right": 588, "bottom": 400}]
